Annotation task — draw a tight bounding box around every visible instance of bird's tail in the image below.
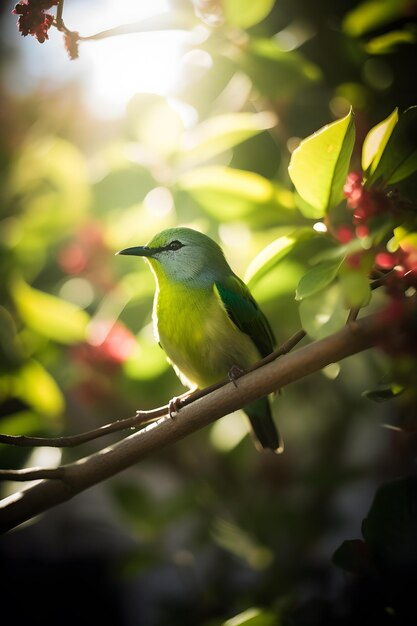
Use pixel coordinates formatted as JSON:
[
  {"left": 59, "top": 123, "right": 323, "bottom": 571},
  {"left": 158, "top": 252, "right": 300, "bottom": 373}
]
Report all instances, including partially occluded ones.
[{"left": 244, "top": 397, "right": 283, "bottom": 454}]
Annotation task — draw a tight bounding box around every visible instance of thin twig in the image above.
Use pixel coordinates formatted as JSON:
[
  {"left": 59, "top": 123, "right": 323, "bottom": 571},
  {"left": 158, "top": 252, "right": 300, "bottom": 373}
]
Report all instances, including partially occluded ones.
[
  {"left": 0, "top": 331, "right": 306, "bottom": 481},
  {"left": 53, "top": 12, "right": 196, "bottom": 41},
  {"left": 0, "top": 330, "right": 306, "bottom": 450},
  {"left": 0, "top": 308, "right": 392, "bottom": 533},
  {"left": 370, "top": 272, "right": 393, "bottom": 291},
  {"left": 0, "top": 467, "right": 66, "bottom": 481},
  {"left": 55, "top": 0, "right": 64, "bottom": 29},
  {"left": 0, "top": 407, "right": 166, "bottom": 448}
]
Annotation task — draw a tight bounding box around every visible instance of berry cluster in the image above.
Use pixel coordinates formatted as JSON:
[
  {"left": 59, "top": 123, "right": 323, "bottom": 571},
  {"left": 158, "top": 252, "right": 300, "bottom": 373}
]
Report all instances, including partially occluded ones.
[
  {"left": 341, "top": 171, "right": 417, "bottom": 357},
  {"left": 13, "top": 0, "right": 58, "bottom": 44},
  {"left": 70, "top": 321, "right": 137, "bottom": 405},
  {"left": 342, "top": 171, "right": 417, "bottom": 289},
  {"left": 58, "top": 222, "right": 113, "bottom": 291},
  {"left": 344, "top": 171, "right": 392, "bottom": 231},
  {"left": 71, "top": 322, "right": 136, "bottom": 369},
  {"left": 377, "top": 241, "right": 417, "bottom": 292}
]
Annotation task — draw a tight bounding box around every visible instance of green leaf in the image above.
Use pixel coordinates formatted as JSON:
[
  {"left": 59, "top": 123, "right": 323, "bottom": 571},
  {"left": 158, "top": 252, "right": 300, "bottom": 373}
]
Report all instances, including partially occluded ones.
[
  {"left": 365, "top": 28, "right": 417, "bottom": 55},
  {"left": 0, "top": 410, "right": 47, "bottom": 436},
  {"left": 362, "top": 383, "right": 404, "bottom": 402},
  {"left": 223, "top": 607, "right": 277, "bottom": 626},
  {"left": 245, "top": 228, "right": 313, "bottom": 287},
  {"left": 212, "top": 518, "right": 273, "bottom": 571},
  {"left": 250, "top": 261, "right": 303, "bottom": 304},
  {"left": 224, "top": 0, "right": 275, "bottom": 29},
  {"left": 362, "top": 108, "right": 398, "bottom": 175},
  {"left": 288, "top": 109, "right": 355, "bottom": 215},
  {"left": 296, "top": 259, "right": 343, "bottom": 301},
  {"left": 294, "top": 192, "right": 325, "bottom": 219},
  {"left": 11, "top": 136, "right": 90, "bottom": 226},
  {"left": 232, "top": 38, "right": 321, "bottom": 98},
  {"left": 13, "top": 360, "right": 64, "bottom": 417},
  {"left": 177, "top": 166, "right": 296, "bottom": 221},
  {"left": 178, "top": 112, "right": 276, "bottom": 166},
  {"left": 367, "top": 106, "right": 417, "bottom": 185},
  {"left": 0, "top": 306, "right": 24, "bottom": 370},
  {"left": 93, "top": 165, "right": 156, "bottom": 212},
  {"left": 299, "top": 284, "right": 347, "bottom": 339},
  {"left": 393, "top": 228, "right": 417, "bottom": 250},
  {"left": 339, "top": 269, "right": 371, "bottom": 309},
  {"left": 13, "top": 279, "right": 89, "bottom": 344},
  {"left": 342, "top": 0, "right": 409, "bottom": 37}
]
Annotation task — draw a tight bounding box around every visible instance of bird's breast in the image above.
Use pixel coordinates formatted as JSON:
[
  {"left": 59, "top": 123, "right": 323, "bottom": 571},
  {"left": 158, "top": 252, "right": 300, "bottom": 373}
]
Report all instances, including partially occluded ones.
[{"left": 154, "top": 281, "right": 260, "bottom": 389}]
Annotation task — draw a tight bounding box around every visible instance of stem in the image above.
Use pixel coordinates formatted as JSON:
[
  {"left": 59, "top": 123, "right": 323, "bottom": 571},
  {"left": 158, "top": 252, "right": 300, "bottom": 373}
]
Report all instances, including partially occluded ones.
[
  {"left": 0, "top": 407, "right": 165, "bottom": 448},
  {"left": 0, "top": 309, "right": 389, "bottom": 534},
  {"left": 0, "top": 330, "right": 306, "bottom": 449},
  {"left": 56, "top": 0, "right": 64, "bottom": 29},
  {"left": 52, "top": 12, "right": 196, "bottom": 41}
]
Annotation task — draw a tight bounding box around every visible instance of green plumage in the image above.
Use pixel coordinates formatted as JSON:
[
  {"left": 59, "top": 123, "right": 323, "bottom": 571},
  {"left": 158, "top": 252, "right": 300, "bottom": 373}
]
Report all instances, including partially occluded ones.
[{"left": 118, "top": 227, "right": 282, "bottom": 453}]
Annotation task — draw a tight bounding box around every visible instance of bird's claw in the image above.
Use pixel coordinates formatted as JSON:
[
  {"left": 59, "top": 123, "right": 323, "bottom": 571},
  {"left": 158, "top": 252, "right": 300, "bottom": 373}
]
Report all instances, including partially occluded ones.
[
  {"left": 228, "top": 365, "right": 246, "bottom": 388},
  {"left": 168, "top": 396, "right": 183, "bottom": 419}
]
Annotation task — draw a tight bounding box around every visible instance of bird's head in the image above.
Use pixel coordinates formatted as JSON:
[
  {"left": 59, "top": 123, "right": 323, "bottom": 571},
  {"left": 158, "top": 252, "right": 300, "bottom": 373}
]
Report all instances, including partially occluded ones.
[{"left": 117, "top": 227, "right": 228, "bottom": 283}]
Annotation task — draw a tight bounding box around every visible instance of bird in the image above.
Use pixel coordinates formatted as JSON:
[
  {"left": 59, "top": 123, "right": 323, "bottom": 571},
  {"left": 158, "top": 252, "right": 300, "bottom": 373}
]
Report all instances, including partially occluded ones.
[{"left": 117, "top": 227, "right": 283, "bottom": 453}]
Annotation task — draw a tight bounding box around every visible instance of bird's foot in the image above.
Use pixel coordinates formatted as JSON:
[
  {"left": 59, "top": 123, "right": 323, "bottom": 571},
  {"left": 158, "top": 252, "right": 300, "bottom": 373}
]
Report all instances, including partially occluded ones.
[
  {"left": 168, "top": 396, "right": 183, "bottom": 419},
  {"left": 167, "top": 389, "right": 194, "bottom": 419},
  {"left": 228, "top": 365, "right": 246, "bottom": 388}
]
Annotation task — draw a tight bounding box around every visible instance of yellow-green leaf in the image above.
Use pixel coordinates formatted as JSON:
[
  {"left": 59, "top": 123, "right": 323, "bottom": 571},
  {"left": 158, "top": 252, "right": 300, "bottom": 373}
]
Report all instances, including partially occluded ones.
[
  {"left": 233, "top": 38, "right": 321, "bottom": 99},
  {"left": 362, "top": 108, "right": 398, "bottom": 175},
  {"left": 222, "top": 607, "right": 277, "bottom": 626},
  {"left": 367, "top": 106, "right": 417, "bottom": 185},
  {"left": 0, "top": 410, "right": 47, "bottom": 436},
  {"left": 10, "top": 136, "right": 90, "bottom": 226},
  {"left": 296, "top": 259, "right": 342, "bottom": 301},
  {"left": 339, "top": 268, "right": 371, "bottom": 309},
  {"left": 178, "top": 166, "right": 295, "bottom": 221},
  {"left": 178, "top": 112, "right": 276, "bottom": 166},
  {"left": 365, "top": 28, "right": 417, "bottom": 55},
  {"left": 299, "top": 284, "right": 347, "bottom": 340},
  {"left": 245, "top": 228, "right": 313, "bottom": 287},
  {"left": 13, "top": 360, "right": 64, "bottom": 417},
  {"left": 288, "top": 109, "right": 355, "bottom": 215},
  {"left": 343, "top": 0, "right": 409, "bottom": 37},
  {"left": 224, "top": 0, "right": 275, "bottom": 29},
  {"left": 339, "top": 269, "right": 371, "bottom": 309},
  {"left": 13, "top": 279, "right": 89, "bottom": 344}
]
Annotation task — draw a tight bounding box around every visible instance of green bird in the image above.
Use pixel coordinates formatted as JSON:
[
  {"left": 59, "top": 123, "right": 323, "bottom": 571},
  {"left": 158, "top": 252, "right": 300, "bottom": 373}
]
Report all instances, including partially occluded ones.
[{"left": 118, "top": 227, "right": 282, "bottom": 453}]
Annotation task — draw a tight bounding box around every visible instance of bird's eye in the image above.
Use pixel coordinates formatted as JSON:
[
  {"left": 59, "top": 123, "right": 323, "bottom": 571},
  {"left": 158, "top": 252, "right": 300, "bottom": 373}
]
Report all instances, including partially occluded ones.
[{"left": 168, "top": 240, "right": 183, "bottom": 251}]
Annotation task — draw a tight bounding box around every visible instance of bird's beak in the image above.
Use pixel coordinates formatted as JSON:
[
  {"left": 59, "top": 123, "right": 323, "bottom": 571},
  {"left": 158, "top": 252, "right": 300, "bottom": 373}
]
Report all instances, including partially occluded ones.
[{"left": 116, "top": 245, "right": 154, "bottom": 257}]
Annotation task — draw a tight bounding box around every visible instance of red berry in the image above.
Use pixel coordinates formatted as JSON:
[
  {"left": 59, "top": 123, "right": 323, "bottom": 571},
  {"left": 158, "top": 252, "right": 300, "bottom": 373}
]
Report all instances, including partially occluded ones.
[
  {"left": 375, "top": 252, "right": 397, "bottom": 270},
  {"left": 355, "top": 224, "right": 369, "bottom": 238},
  {"left": 336, "top": 225, "right": 354, "bottom": 243}
]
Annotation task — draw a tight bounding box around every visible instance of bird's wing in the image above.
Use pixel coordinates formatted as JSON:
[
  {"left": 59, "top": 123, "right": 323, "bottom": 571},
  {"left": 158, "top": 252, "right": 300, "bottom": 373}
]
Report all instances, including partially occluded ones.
[{"left": 214, "top": 275, "right": 275, "bottom": 358}]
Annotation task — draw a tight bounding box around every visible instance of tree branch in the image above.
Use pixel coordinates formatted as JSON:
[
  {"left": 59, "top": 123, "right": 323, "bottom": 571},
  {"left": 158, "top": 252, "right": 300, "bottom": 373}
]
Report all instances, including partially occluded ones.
[
  {"left": 54, "top": 12, "right": 196, "bottom": 42},
  {"left": 0, "top": 311, "right": 392, "bottom": 533},
  {"left": 0, "top": 408, "right": 165, "bottom": 449},
  {"left": 0, "top": 330, "right": 306, "bottom": 450}
]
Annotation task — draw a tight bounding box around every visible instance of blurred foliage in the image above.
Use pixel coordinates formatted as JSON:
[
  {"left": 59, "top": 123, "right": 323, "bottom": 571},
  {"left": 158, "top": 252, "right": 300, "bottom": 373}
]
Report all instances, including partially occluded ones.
[{"left": 1, "top": 0, "right": 417, "bottom": 625}]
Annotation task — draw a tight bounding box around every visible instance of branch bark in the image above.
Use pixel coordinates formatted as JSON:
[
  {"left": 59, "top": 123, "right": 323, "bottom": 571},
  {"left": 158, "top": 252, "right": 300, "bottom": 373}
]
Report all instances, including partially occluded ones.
[
  {"left": 0, "top": 330, "right": 306, "bottom": 451},
  {"left": 0, "top": 312, "right": 387, "bottom": 534}
]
